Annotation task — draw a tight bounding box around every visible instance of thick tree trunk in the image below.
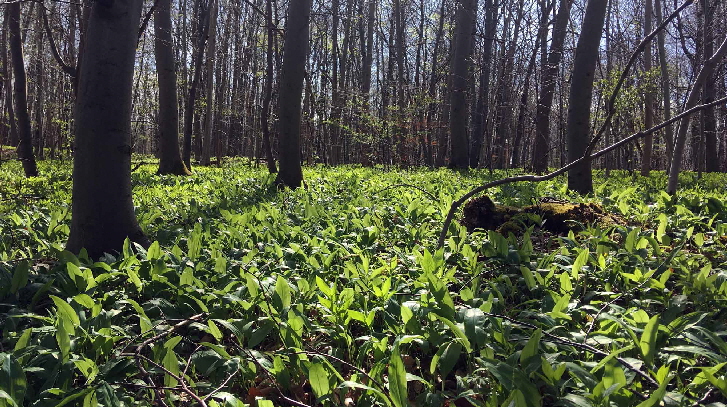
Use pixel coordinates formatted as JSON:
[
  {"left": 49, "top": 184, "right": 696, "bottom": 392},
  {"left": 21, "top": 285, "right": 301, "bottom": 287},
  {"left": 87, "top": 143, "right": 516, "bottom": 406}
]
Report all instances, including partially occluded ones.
[
  {"left": 532, "top": 0, "right": 572, "bottom": 173},
  {"left": 67, "top": 0, "right": 149, "bottom": 257},
  {"left": 275, "top": 0, "right": 312, "bottom": 188},
  {"left": 155, "top": 0, "right": 190, "bottom": 175},
  {"left": 566, "top": 0, "right": 608, "bottom": 194},
  {"left": 449, "top": 0, "right": 477, "bottom": 169},
  {"left": 8, "top": 3, "right": 38, "bottom": 177}
]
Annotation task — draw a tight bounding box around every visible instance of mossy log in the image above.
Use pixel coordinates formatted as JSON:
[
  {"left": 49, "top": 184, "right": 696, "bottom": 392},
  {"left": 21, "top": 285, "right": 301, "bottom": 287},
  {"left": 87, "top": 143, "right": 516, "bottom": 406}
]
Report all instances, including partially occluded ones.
[{"left": 462, "top": 196, "right": 623, "bottom": 235}]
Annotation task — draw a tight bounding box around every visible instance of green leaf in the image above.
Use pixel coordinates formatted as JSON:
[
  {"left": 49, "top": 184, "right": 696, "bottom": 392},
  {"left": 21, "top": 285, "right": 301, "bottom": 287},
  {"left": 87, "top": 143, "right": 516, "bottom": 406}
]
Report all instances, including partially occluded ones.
[
  {"left": 388, "top": 345, "right": 408, "bottom": 407},
  {"left": 307, "top": 362, "right": 330, "bottom": 400},
  {"left": 0, "top": 354, "right": 26, "bottom": 406},
  {"left": 274, "top": 275, "right": 291, "bottom": 310},
  {"left": 74, "top": 358, "right": 99, "bottom": 384},
  {"left": 438, "top": 341, "right": 462, "bottom": 378},
  {"left": 635, "top": 372, "right": 672, "bottom": 407},
  {"left": 147, "top": 241, "right": 162, "bottom": 260},
  {"left": 431, "top": 313, "right": 472, "bottom": 352},
  {"left": 13, "top": 329, "right": 32, "bottom": 352},
  {"left": 520, "top": 266, "right": 536, "bottom": 290},
  {"left": 10, "top": 261, "right": 29, "bottom": 295},
  {"left": 572, "top": 249, "right": 589, "bottom": 279},
  {"left": 640, "top": 315, "right": 660, "bottom": 366},
  {"left": 520, "top": 329, "right": 542, "bottom": 365},
  {"left": 338, "top": 381, "right": 389, "bottom": 405},
  {"left": 54, "top": 388, "right": 95, "bottom": 407},
  {"left": 73, "top": 294, "right": 95, "bottom": 309},
  {"left": 207, "top": 320, "right": 223, "bottom": 342},
  {"left": 50, "top": 295, "right": 80, "bottom": 332},
  {"left": 162, "top": 337, "right": 182, "bottom": 387}
]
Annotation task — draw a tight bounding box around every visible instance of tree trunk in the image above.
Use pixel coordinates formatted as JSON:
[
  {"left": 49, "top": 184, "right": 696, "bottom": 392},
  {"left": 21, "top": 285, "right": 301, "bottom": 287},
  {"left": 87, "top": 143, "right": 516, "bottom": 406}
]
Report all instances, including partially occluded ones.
[
  {"left": 275, "top": 0, "right": 312, "bottom": 188},
  {"left": 155, "top": 0, "right": 190, "bottom": 175},
  {"left": 8, "top": 2, "right": 38, "bottom": 177},
  {"left": 449, "top": 0, "right": 477, "bottom": 169},
  {"left": 532, "top": 0, "right": 572, "bottom": 173},
  {"left": 2, "top": 12, "right": 19, "bottom": 150},
  {"left": 260, "top": 0, "right": 278, "bottom": 173},
  {"left": 67, "top": 0, "right": 149, "bottom": 257},
  {"left": 200, "top": 0, "right": 218, "bottom": 167},
  {"left": 655, "top": 0, "right": 673, "bottom": 168},
  {"left": 640, "top": 0, "right": 654, "bottom": 175},
  {"left": 470, "top": 0, "right": 498, "bottom": 168},
  {"left": 701, "top": 0, "right": 718, "bottom": 172},
  {"left": 182, "top": 0, "right": 210, "bottom": 169},
  {"left": 667, "top": 36, "right": 727, "bottom": 194},
  {"left": 566, "top": 0, "right": 608, "bottom": 194}
]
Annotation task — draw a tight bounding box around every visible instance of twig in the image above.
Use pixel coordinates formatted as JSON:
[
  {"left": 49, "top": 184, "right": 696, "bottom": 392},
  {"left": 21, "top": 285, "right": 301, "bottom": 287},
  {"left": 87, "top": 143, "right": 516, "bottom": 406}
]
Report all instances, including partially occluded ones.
[
  {"left": 238, "top": 346, "right": 313, "bottom": 407},
  {"left": 120, "top": 353, "right": 209, "bottom": 407},
  {"left": 436, "top": 95, "right": 727, "bottom": 249}
]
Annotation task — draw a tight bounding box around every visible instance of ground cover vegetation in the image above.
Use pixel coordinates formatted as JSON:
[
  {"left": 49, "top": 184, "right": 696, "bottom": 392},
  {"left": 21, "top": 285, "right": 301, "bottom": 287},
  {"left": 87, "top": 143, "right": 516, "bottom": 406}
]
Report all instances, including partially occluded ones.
[{"left": 1, "top": 160, "right": 726, "bottom": 406}]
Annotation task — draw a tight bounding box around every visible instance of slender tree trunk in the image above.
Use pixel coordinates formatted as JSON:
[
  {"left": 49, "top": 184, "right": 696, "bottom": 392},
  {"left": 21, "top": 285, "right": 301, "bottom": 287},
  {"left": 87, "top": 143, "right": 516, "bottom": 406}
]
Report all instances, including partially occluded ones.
[
  {"left": 67, "top": 0, "right": 149, "bottom": 256},
  {"left": 470, "top": 0, "right": 498, "bottom": 168},
  {"left": 449, "top": 0, "right": 477, "bottom": 168},
  {"left": 428, "top": 0, "right": 446, "bottom": 167},
  {"left": 182, "top": 0, "right": 210, "bottom": 169},
  {"left": 201, "top": 0, "right": 218, "bottom": 166},
  {"left": 8, "top": 2, "right": 38, "bottom": 177},
  {"left": 260, "top": 0, "right": 278, "bottom": 173},
  {"left": 1, "top": 13, "right": 18, "bottom": 150},
  {"left": 640, "top": 0, "right": 654, "bottom": 175},
  {"left": 655, "top": 0, "right": 673, "bottom": 168},
  {"left": 532, "top": 0, "right": 572, "bottom": 173},
  {"left": 667, "top": 36, "right": 727, "bottom": 194},
  {"left": 566, "top": 0, "right": 608, "bottom": 194},
  {"left": 155, "top": 0, "right": 190, "bottom": 175},
  {"left": 275, "top": 0, "right": 312, "bottom": 188},
  {"left": 701, "top": 0, "right": 718, "bottom": 172}
]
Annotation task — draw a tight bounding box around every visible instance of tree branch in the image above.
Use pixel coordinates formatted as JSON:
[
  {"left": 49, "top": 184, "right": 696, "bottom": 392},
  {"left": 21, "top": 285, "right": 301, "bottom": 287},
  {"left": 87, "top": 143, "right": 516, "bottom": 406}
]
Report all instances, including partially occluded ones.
[{"left": 436, "top": 95, "right": 727, "bottom": 249}]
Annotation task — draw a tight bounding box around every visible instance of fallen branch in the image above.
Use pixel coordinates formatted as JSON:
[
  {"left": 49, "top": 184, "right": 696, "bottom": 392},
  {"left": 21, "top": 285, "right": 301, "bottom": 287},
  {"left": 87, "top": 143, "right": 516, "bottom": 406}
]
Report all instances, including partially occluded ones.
[{"left": 436, "top": 95, "right": 727, "bottom": 249}]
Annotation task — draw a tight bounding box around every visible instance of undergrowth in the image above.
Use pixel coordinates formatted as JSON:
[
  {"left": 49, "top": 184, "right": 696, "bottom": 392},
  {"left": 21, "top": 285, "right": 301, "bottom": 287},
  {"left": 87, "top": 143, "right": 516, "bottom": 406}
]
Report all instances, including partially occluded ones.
[{"left": 0, "top": 160, "right": 725, "bottom": 406}]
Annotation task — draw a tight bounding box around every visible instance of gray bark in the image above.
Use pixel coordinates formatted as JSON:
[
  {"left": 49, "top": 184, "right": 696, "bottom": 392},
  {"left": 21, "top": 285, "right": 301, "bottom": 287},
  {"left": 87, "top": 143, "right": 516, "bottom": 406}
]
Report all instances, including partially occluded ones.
[
  {"left": 566, "top": 0, "right": 608, "bottom": 194},
  {"left": 275, "top": 0, "right": 312, "bottom": 188},
  {"left": 155, "top": 0, "right": 190, "bottom": 175},
  {"left": 449, "top": 0, "right": 477, "bottom": 168},
  {"left": 67, "top": 0, "right": 149, "bottom": 256}
]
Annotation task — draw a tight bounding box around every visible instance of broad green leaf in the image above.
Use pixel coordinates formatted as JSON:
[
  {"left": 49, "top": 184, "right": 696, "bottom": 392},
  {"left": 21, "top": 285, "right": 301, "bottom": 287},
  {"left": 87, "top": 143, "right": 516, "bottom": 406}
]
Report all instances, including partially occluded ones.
[
  {"left": 0, "top": 354, "right": 26, "bottom": 406},
  {"left": 50, "top": 296, "right": 80, "bottom": 332},
  {"left": 635, "top": 372, "right": 672, "bottom": 407},
  {"left": 438, "top": 341, "right": 462, "bottom": 379},
  {"left": 162, "top": 336, "right": 182, "bottom": 387},
  {"left": 73, "top": 294, "right": 95, "bottom": 309},
  {"left": 520, "top": 329, "right": 542, "bottom": 365},
  {"left": 13, "top": 329, "right": 32, "bottom": 352},
  {"left": 640, "top": 315, "right": 660, "bottom": 366},
  {"left": 73, "top": 358, "right": 99, "bottom": 384},
  {"left": 388, "top": 345, "right": 408, "bottom": 407},
  {"left": 207, "top": 320, "right": 223, "bottom": 342},
  {"left": 431, "top": 313, "right": 471, "bottom": 352},
  {"left": 520, "top": 266, "right": 536, "bottom": 290},
  {"left": 274, "top": 275, "right": 291, "bottom": 310},
  {"left": 307, "top": 362, "right": 330, "bottom": 400},
  {"left": 10, "top": 261, "right": 29, "bottom": 295},
  {"left": 572, "top": 249, "right": 589, "bottom": 279},
  {"left": 147, "top": 241, "right": 162, "bottom": 260}
]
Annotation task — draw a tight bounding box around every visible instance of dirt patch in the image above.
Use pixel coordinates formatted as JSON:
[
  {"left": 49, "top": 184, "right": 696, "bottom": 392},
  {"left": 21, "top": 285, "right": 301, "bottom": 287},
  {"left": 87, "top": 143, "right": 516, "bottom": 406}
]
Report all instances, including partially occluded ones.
[{"left": 462, "top": 196, "right": 625, "bottom": 235}]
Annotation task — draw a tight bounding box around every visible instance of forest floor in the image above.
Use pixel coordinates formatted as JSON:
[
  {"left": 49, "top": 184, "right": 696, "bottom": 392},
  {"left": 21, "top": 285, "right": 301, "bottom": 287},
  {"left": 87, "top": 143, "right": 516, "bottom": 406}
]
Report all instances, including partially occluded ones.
[{"left": 1, "top": 159, "right": 726, "bottom": 406}]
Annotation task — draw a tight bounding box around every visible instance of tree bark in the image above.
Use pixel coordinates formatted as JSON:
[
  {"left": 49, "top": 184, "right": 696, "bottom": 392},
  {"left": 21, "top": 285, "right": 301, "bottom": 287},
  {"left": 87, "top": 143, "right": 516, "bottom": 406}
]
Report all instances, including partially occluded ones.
[
  {"left": 67, "top": 0, "right": 150, "bottom": 257},
  {"left": 655, "top": 0, "right": 673, "bottom": 168},
  {"left": 8, "top": 2, "right": 38, "bottom": 177},
  {"left": 260, "top": 0, "right": 278, "bottom": 173},
  {"left": 275, "top": 0, "right": 312, "bottom": 188},
  {"left": 566, "top": 0, "right": 608, "bottom": 194},
  {"left": 155, "top": 0, "right": 190, "bottom": 175},
  {"left": 667, "top": 36, "right": 727, "bottom": 194},
  {"left": 470, "top": 0, "right": 498, "bottom": 168},
  {"left": 701, "top": 0, "right": 718, "bottom": 172},
  {"left": 532, "top": 0, "right": 572, "bottom": 173},
  {"left": 182, "top": 0, "right": 210, "bottom": 169},
  {"left": 201, "top": 0, "right": 218, "bottom": 166},
  {"left": 449, "top": 0, "right": 477, "bottom": 169},
  {"left": 640, "top": 0, "right": 654, "bottom": 175}
]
